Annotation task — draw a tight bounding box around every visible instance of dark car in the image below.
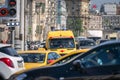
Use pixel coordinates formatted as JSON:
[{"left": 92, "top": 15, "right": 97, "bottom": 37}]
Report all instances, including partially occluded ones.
[
  {"left": 9, "top": 40, "right": 120, "bottom": 80},
  {"left": 78, "top": 39, "right": 96, "bottom": 49},
  {"left": 96, "top": 39, "right": 110, "bottom": 44}
]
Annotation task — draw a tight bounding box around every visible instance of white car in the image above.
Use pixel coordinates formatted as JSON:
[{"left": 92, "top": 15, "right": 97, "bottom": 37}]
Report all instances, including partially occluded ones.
[{"left": 0, "top": 44, "right": 25, "bottom": 80}]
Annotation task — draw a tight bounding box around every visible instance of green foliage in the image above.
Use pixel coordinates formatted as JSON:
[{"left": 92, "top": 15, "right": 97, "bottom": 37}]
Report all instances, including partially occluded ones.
[
  {"left": 36, "top": 25, "right": 42, "bottom": 34},
  {"left": 104, "top": 19, "right": 109, "bottom": 25},
  {"left": 36, "top": 3, "right": 45, "bottom": 13},
  {"left": 28, "top": 27, "right": 32, "bottom": 34},
  {"left": 66, "top": 18, "right": 83, "bottom": 37},
  {"left": 41, "top": 3, "right": 45, "bottom": 13},
  {"left": 104, "top": 19, "right": 113, "bottom": 29}
]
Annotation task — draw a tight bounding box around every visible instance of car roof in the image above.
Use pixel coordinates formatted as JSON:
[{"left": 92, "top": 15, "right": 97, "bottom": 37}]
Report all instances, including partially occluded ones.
[
  {"left": 86, "top": 40, "right": 120, "bottom": 51},
  {"left": 17, "top": 50, "right": 58, "bottom": 54},
  {"left": 97, "top": 39, "right": 110, "bottom": 42},
  {"left": 98, "top": 40, "right": 120, "bottom": 46}
]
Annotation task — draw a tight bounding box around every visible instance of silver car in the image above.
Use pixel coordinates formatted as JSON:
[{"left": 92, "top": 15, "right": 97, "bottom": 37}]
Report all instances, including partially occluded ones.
[{"left": 0, "top": 44, "right": 25, "bottom": 80}]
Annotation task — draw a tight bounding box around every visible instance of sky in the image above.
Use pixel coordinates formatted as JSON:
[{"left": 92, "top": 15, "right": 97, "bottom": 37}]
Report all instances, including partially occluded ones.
[{"left": 90, "top": 0, "right": 120, "bottom": 10}]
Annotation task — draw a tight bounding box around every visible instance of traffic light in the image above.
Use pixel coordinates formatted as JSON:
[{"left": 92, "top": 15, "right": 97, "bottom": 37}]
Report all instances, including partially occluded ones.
[
  {"left": 0, "top": 0, "right": 17, "bottom": 17},
  {"left": 8, "top": 0, "right": 17, "bottom": 17}
]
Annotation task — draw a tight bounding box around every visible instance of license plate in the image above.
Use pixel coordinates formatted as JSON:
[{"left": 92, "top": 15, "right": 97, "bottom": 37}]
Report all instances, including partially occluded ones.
[{"left": 17, "top": 61, "right": 23, "bottom": 68}]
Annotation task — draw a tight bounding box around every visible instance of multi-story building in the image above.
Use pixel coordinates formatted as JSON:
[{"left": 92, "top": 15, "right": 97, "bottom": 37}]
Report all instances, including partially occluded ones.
[
  {"left": 102, "top": 15, "right": 120, "bottom": 39},
  {"left": 87, "top": 14, "right": 103, "bottom": 38},
  {"left": 35, "top": 0, "right": 45, "bottom": 41},
  {"left": 43, "top": 0, "right": 57, "bottom": 39},
  {"left": 57, "top": 0, "right": 67, "bottom": 29},
  {"left": 100, "top": 2, "right": 120, "bottom": 39},
  {"left": 117, "top": 3, "right": 120, "bottom": 15},
  {"left": 35, "top": 0, "right": 90, "bottom": 39},
  {"left": 25, "top": 0, "right": 56, "bottom": 41},
  {"left": 100, "top": 3, "right": 117, "bottom": 15},
  {"left": 65, "top": 0, "right": 90, "bottom": 36},
  {"left": 80, "top": 0, "right": 90, "bottom": 36}
]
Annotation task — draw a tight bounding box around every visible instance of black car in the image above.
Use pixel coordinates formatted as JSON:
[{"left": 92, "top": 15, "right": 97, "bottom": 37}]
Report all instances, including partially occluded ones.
[
  {"left": 78, "top": 39, "right": 96, "bottom": 49},
  {"left": 96, "top": 39, "right": 110, "bottom": 44},
  {"left": 9, "top": 40, "right": 120, "bottom": 80}
]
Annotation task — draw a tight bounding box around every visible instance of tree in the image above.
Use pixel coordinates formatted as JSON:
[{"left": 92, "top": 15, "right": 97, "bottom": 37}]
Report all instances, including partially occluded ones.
[
  {"left": 36, "top": 3, "right": 45, "bottom": 14},
  {"left": 28, "top": 27, "right": 32, "bottom": 34},
  {"left": 35, "top": 25, "right": 42, "bottom": 34},
  {"left": 66, "top": 17, "right": 83, "bottom": 37},
  {"left": 104, "top": 19, "right": 113, "bottom": 29}
]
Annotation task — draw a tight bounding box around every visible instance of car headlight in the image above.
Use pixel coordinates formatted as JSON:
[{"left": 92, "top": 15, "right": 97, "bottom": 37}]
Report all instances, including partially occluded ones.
[{"left": 15, "top": 73, "right": 27, "bottom": 80}]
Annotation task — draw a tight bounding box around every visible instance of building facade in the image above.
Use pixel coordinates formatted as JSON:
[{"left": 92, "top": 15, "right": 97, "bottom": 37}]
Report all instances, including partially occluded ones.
[
  {"left": 65, "top": 0, "right": 90, "bottom": 36},
  {"left": 117, "top": 3, "right": 120, "bottom": 15},
  {"left": 102, "top": 15, "right": 120, "bottom": 39},
  {"left": 57, "top": 0, "right": 67, "bottom": 29},
  {"left": 100, "top": 2, "right": 120, "bottom": 39},
  {"left": 100, "top": 3, "right": 117, "bottom": 15},
  {"left": 87, "top": 14, "right": 103, "bottom": 38}
]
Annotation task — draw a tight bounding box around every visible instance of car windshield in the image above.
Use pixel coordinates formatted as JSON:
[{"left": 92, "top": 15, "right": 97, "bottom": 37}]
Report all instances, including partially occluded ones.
[
  {"left": 20, "top": 53, "right": 46, "bottom": 63},
  {"left": 0, "top": 46, "right": 19, "bottom": 57},
  {"left": 49, "top": 38, "right": 75, "bottom": 49}
]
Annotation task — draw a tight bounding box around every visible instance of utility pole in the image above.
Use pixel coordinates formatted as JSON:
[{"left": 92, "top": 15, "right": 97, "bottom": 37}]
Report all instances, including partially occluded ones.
[{"left": 20, "top": 0, "right": 25, "bottom": 50}]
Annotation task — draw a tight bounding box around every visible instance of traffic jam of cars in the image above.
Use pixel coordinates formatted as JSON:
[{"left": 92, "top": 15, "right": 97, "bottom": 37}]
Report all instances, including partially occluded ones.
[{"left": 1, "top": 37, "right": 120, "bottom": 80}]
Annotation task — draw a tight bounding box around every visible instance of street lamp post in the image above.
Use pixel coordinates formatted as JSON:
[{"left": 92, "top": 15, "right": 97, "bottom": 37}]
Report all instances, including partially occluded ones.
[{"left": 6, "top": 22, "right": 20, "bottom": 48}]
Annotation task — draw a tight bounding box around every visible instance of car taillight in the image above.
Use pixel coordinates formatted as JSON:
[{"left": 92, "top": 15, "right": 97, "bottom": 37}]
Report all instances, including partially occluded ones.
[{"left": 0, "top": 58, "right": 14, "bottom": 68}]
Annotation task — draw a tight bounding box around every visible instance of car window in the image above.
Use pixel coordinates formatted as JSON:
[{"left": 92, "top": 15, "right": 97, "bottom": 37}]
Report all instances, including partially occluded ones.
[
  {"left": 49, "top": 38, "right": 75, "bottom": 48},
  {"left": 48, "top": 52, "right": 60, "bottom": 60},
  {"left": 53, "top": 53, "right": 82, "bottom": 65},
  {"left": 51, "top": 52, "right": 61, "bottom": 59},
  {"left": 20, "top": 53, "right": 45, "bottom": 63},
  {"left": 0, "top": 46, "right": 19, "bottom": 57},
  {"left": 80, "top": 44, "right": 120, "bottom": 68}
]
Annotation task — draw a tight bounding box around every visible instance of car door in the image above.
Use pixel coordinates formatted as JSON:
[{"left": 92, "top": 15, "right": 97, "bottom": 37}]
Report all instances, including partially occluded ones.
[{"left": 79, "top": 43, "right": 120, "bottom": 75}]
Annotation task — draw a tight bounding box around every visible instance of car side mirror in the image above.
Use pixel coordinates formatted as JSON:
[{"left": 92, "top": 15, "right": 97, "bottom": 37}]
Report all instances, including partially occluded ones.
[{"left": 72, "top": 60, "right": 85, "bottom": 73}]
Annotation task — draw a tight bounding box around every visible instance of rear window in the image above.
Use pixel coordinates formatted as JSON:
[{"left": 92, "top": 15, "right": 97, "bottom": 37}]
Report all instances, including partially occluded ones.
[
  {"left": 79, "top": 40, "right": 96, "bottom": 46},
  {"left": 0, "top": 46, "right": 19, "bottom": 57}
]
